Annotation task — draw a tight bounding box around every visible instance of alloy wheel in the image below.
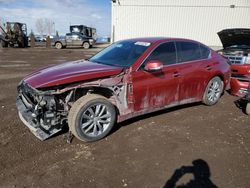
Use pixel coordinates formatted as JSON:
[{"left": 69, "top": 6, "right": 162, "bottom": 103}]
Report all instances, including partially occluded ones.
[
  {"left": 207, "top": 80, "right": 221, "bottom": 103},
  {"left": 80, "top": 103, "right": 111, "bottom": 137}
]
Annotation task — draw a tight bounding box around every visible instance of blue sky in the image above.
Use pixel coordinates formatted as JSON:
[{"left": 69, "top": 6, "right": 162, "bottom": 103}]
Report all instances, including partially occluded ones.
[{"left": 0, "top": 0, "right": 111, "bottom": 36}]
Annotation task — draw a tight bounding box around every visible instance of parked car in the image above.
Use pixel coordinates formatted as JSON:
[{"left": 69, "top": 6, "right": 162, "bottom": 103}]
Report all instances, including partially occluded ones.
[
  {"left": 242, "top": 81, "right": 250, "bottom": 115},
  {"left": 16, "top": 37, "right": 230, "bottom": 142},
  {"left": 53, "top": 32, "right": 94, "bottom": 49},
  {"left": 34, "top": 35, "right": 46, "bottom": 42},
  {"left": 217, "top": 28, "right": 250, "bottom": 97}
]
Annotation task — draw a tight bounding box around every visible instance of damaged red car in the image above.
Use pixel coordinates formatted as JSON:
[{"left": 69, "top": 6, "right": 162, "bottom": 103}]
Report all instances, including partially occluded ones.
[{"left": 16, "top": 37, "right": 230, "bottom": 142}]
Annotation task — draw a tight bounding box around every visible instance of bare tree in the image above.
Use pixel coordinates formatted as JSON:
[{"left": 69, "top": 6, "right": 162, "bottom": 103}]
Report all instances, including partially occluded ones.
[
  {"left": 36, "top": 18, "right": 55, "bottom": 36},
  {"left": 0, "top": 17, "right": 3, "bottom": 27},
  {"left": 44, "top": 18, "right": 54, "bottom": 36},
  {"left": 0, "top": 17, "right": 5, "bottom": 35},
  {"left": 35, "top": 18, "right": 46, "bottom": 35}
]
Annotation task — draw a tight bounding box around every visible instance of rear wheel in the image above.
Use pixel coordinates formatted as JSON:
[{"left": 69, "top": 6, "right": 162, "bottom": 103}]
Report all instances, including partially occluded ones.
[
  {"left": 18, "top": 37, "right": 26, "bottom": 48},
  {"left": 55, "top": 42, "right": 63, "bottom": 49},
  {"left": 24, "top": 37, "right": 28, "bottom": 47},
  {"left": 203, "top": 76, "right": 224, "bottom": 106},
  {"left": 18, "top": 41, "right": 25, "bottom": 48},
  {"left": 246, "top": 103, "right": 250, "bottom": 115},
  {"left": 68, "top": 94, "right": 116, "bottom": 142},
  {"left": 83, "top": 42, "right": 90, "bottom": 49}
]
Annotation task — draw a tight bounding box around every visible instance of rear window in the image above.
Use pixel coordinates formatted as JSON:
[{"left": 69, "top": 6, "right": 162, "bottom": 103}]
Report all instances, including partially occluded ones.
[
  {"left": 176, "top": 41, "right": 201, "bottom": 62},
  {"left": 200, "top": 45, "right": 211, "bottom": 59}
]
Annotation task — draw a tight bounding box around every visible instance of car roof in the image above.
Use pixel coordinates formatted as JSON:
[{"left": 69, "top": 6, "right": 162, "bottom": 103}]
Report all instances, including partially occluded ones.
[{"left": 120, "top": 37, "right": 202, "bottom": 45}]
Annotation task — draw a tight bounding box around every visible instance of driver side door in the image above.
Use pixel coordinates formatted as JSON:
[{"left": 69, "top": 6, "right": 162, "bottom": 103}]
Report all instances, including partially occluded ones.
[
  {"left": 131, "top": 42, "right": 181, "bottom": 112},
  {"left": 65, "top": 34, "right": 73, "bottom": 46},
  {"left": 73, "top": 34, "right": 83, "bottom": 46}
]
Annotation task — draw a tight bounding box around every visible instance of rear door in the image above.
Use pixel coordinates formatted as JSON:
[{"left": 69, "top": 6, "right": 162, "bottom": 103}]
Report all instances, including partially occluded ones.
[
  {"left": 65, "top": 33, "right": 73, "bottom": 46},
  {"left": 72, "top": 34, "right": 83, "bottom": 46},
  {"left": 176, "top": 41, "right": 212, "bottom": 102},
  {"left": 132, "top": 42, "right": 181, "bottom": 112}
]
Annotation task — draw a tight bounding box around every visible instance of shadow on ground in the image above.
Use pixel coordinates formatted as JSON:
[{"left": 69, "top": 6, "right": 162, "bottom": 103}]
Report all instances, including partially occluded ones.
[
  {"left": 163, "top": 159, "right": 218, "bottom": 188},
  {"left": 234, "top": 98, "right": 248, "bottom": 114}
]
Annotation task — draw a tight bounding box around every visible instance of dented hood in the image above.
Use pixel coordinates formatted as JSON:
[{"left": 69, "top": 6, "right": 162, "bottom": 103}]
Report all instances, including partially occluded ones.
[
  {"left": 24, "top": 60, "right": 123, "bottom": 88},
  {"left": 218, "top": 28, "right": 250, "bottom": 49}
]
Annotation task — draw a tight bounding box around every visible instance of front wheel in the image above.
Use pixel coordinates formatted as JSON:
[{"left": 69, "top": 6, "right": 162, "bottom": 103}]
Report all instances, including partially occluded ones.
[
  {"left": 83, "top": 42, "right": 90, "bottom": 49},
  {"left": 55, "top": 42, "right": 63, "bottom": 49},
  {"left": 68, "top": 94, "right": 116, "bottom": 142},
  {"left": 18, "top": 41, "right": 25, "bottom": 48},
  {"left": 203, "top": 76, "right": 224, "bottom": 106}
]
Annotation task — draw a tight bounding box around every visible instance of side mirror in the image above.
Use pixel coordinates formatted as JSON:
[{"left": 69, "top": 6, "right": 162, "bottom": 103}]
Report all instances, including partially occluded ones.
[{"left": 144, "top": 60, "right": 163, "bottom": 72}]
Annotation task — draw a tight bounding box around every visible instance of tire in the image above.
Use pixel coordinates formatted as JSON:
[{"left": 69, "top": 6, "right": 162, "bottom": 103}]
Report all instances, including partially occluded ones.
[
  {"left": 17, "top": 36, "right": 26, "bottom": 48},
  {"left": 83, "top": 42, "right": 90, "bottom": 49},
  {"left": 55, "top": 42, "right": 63, "bottom": 49},
  {"left": 18, "top": 41, "right": 25, "bottom": 48},
  {"left": 246, "top": 103, "right": 250, "bottom": 115},
  {"left": 24, "top": 37, "right": 28, "bottom": 47},
  {"left": 203, "top": 76, "right": 224, "bottom": 106},
  {"left": 68, "top": 94, "right": 116, "bottom": 142}
]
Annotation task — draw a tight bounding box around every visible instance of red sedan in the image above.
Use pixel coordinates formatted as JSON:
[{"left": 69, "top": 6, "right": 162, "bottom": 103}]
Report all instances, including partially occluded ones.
[{"left": 16, "top": 37, "right": 231, "bottom": 142}]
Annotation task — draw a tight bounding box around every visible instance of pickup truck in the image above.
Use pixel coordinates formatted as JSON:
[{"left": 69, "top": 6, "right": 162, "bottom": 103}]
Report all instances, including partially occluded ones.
[
  {"left": 53, "top": 32, "right": 94, "bottom": 49},
  {"left": 217, "top": 28, "right": 250, "bottom": 97}
]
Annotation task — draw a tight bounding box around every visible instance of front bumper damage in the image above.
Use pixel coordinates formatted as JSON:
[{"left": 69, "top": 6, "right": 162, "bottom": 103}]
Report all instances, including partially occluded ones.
[
  {"left": 16, "top": 72, "right": 127, "bottom": 141},
  {"left": 16, "top": 97, "right": 62, "bottom": 140},
  {"left": 16, "top": 82, "right": 63, "bottom": 140},
  {"left": 230, "top": 76, "right": 250, "bottom": 97}
]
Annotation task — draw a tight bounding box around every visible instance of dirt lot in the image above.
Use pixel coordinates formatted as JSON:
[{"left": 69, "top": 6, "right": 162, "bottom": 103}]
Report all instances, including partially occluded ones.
[{"left": 0, "top": 46, "right": 249, "bottom": 188}]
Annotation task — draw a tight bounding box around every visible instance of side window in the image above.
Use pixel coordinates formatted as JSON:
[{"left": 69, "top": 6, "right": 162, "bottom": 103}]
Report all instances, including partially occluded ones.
[
  {"left": 72, "top": 35, "right": 79, "bottom": 40},
  {"left": 146, "top": 42, "right": 177, "bottom": 65},
  {"left": 66, "top": 34, "right": 72, "bottom": 39},
  {"left": 176, "top": 41, "right": 201, "bottom": 62},
  {"left": 200, "top": 45, "right": 211, "bottom": 59}
]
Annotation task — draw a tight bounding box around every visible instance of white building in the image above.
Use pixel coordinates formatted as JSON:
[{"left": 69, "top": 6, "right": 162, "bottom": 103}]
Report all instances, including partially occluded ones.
[{"left": 111, "top": 0, "right": 250, "bottom": 46}]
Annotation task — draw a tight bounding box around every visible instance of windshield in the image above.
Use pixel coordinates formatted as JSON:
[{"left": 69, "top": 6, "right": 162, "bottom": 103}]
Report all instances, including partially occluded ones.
[{"left": 90, "top": 40, "right": 151, "bottom": 67}]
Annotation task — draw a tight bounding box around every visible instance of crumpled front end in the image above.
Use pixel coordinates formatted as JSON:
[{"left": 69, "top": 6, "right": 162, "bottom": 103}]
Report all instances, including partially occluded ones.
[{"left": 16, "top": 81, "right": 66, "bottom": 140}]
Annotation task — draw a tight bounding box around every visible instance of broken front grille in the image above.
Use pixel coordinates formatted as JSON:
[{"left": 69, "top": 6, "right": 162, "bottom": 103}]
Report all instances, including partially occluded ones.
[
  {"left": 225, "top": 55, "right": 244, "bottom": 64},
  {"left": 18, "top": 81, "right": 38, "bottom": 107}
]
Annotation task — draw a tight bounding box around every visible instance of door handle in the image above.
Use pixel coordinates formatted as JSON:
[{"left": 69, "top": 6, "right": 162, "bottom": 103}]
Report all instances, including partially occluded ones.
[{"left": 173, "top": 71, "right": 180, "bottom": 77}]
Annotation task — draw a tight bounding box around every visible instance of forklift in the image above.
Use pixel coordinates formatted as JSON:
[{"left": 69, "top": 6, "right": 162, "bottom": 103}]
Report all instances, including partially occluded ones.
[{"left": 0, "top": 22, "right": 28, "bottom": 48}]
